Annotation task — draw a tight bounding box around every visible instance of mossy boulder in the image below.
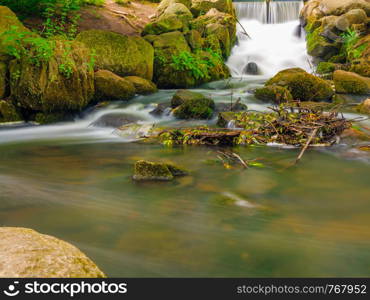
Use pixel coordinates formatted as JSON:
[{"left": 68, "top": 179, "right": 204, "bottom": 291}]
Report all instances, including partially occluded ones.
[
  {"left": 171, "top": 89, "right": 207, "bottom": 108},
  {"left": 206, "top": 23, "right": 231, "bottom": 58},
  {"left": 185, "top": 29, "right": 204, "bottom": 50},
  {"left": 191, "top": 8, "right": 236, "bottom": 46},
  {"left": 334, "top": 8, "right": 368, "bottom": 31},
  {"left": 133, "top": 160, "right": 187, "bottom": 181},
  {"left": 0, "top": 62, "right": 6, "bottom": 98},
  {"left": 95, "top": 70, "right": 135, "bottom": 101},
  {"left": 76, "top": 30, "right": 154, "bottom": 80},
  {"left": 357, "top": 98, "right": 370, "bottom": 114},
  {"left": 0, "top": 227, "right": 106, "bottom": 278},
  {"left": 125, "top": 76, "right": 158, "bottom": 95},
  {"left": 191, "top": 0, "right": 234, "bottom": 17},
  {"left": 305, "top": 25, "right": 338, "bottom": 59},
  {"left": 255, "top": 86, "right": 293, "bottom": 103},
  {"left": 9, "top": 40, "right": 95, "bottom": 112},
  {"left": 172, "top": 90, "right": 215, "bottom": 119},
  {"left": 0, "top": 100, "right": 21, "bottom": 122},
  {"left": 266, "top": 68, "right": 335, "bottom": 101},
  {"left": 156, "top": 0, "right": 192, "bottom": 16},
  {"left": 333, "top": 70, "right": 370, "bottom": 94},
  {"left": 350, "top": 60, "right": 370, "bottom": 77},
  {"left": 143, "top": 3, "right": 193, "bottom": 35}
]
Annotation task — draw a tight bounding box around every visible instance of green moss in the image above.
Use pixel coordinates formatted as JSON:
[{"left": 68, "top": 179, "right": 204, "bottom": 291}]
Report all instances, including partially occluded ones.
[
  {"left": 0, "top": 100, "right": 22, "bottom": 122},
  {"left": 34, "top": 112, "right": 67, "bottom": 124},
  {"left": 133, "top": 160, "right": 174, "bottom": 181},
  {"left": 173, "top": 96, "right": 215, "bottom": 119},
  {"left": 266, "top": 68, "right": 334, "bottom": 101},
  {"left": 76, "top": 30, "right": 154, "bottom": 80},
  {"left": 333, "top": 70, "right": 370, "bottom": 94},
  {"left": 255, "top": 86, "right": 293, "bottom": 103},
  {"left": 316, "top": 62, "right": 336, "bottom": 74},
  {"left": 350, "top": 60, "right": 370, "bottom": 77},
  {"left": 171, "top": 89, "right": 205, "bottom": 108},
  {"left": 125, "top": 76, "right": 157, "bottom": 95}
]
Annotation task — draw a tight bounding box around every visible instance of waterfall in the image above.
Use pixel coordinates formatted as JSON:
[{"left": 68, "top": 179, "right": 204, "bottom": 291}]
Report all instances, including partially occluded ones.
[
  {"left": 234, "top": 1, "right": 304, "bottom": 24},
  {"left": 227, "top": 0, "right": 311, "bottom": 77}
]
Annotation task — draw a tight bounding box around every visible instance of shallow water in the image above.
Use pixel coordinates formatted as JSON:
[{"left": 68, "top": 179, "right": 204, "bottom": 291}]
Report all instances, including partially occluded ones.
[{"left": 0, "top": 83, "right": 369, "bottom": 277}]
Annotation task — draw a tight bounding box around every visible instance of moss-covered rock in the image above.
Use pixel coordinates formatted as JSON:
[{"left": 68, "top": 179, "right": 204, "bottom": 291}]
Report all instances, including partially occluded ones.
[
  {"left": 34, "top": 112, "right": 69, "bottom": 124},
  {"left": 9, "top": 40, "right": 95, "bottom": 112},
  {"left": 95, "top": 70, "right": 136, "bottom": 101},
  {"left": 357, "top": 98, "right": 370, "bottom": 114},
  {"left": 191, "top": 0, "right": 234, "bottom": 17},
  {"left": 133, "top": 160, "right": 187, "bottom": 181},
  {"left": 143, "top": 3, "right": 193, "bottom": 35},
  {"left": 255, "top": 86, "right": 293, "bottom": 103},
  {"left": 156, "top": 0, "right": 192, "bottom": 17},
  {"left": 173, "top": 91, "right": 215, "bottom": 119},
  {"left": 350, "top": 60, "right": 370, "bottom": 77},
  {"left": 206, "top": 23, "right": 231, "bottom": 58},
  {"left": 316, "top": 61, "right": 336, "bottom": 74},
  {"left": 125, "top": 76, "right": 157, "bottom": 95},
  {"left": 185, "top": 29, "right": 204, "bottom": 50},
  {"left": 334, "top": 8, "right": 368, "bottom": 31},
  {"left": 76, "top": 30, "right": 154, "bottom": 80},
  {"left": 266, "top": 68, "right": 334, "bottom": 101},
  {"left": 305, "top": 25, "right": 338, "bottom": 59},
  {"left": 0, "top": 227, "right": 106, "bottom": 278},
  {"left": 0, "top": 100, "right": 21, "bottom": 122},
  {"left": 333, "top": 70, "right": 370, "bottom": 94},
  {"left": 171, "top": 89, "right": 207, "bottom": 108},
  {"left": 0, "top": 62, "right": 6, "bottom": 98}
]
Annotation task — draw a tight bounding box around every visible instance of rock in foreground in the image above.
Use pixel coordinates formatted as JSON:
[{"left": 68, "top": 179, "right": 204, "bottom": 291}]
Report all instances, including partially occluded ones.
[
  {"left": 133, "top": 160, "right": 188, "bottom": 181},
  {"left": 0, "top": 227, "right": 106, "bottom": 278}
]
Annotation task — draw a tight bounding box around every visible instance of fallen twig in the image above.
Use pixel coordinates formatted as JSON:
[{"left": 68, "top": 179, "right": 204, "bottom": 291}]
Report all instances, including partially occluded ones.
[{"left": 295, "top": 127, "right": 319, "bottom": 164}]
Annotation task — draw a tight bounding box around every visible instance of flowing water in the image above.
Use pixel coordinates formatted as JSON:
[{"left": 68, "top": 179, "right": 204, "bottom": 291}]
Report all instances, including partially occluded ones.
[{"left": 0, "top": 2, "right": 370, "bottom": 277}]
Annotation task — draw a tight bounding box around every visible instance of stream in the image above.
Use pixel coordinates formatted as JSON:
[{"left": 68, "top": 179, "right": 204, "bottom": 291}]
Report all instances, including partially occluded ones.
[{"left": 0, "top": 1, "right": 369, "bottom": 277}]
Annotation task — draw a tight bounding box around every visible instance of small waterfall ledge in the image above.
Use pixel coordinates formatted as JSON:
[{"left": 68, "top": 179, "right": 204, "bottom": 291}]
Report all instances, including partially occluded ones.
[{"left": 227, "top": 0, "right": 311, "bottom": 77}]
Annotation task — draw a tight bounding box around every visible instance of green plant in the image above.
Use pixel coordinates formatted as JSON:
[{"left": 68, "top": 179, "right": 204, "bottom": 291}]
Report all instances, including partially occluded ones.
[
  {"left": 171, "top": 49, "right": 222, "bottom": 80},
  {"left": 0, "top": 26, "right": 55, "bottom": 66},
  {"left": 341, "top": 29, "right": 366, "bottom": 61}
]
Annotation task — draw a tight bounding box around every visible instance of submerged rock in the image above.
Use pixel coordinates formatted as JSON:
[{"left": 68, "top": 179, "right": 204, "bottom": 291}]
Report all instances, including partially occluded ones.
[
  {"left": 91, "top": 113, "right": 143, "bottom": 128},
  {"left": 0, "top": 227, "right": 105, "bottom": 278},
  {"left": 171, "top": 90, "right": 215, "bottom": 119},
  {"left": 94, "top": 70, "right": 136, "bottom": 101},
  {"left": 255, "top": 86, "right": 293, "bottom": 103},
  {"left": 333, "top": 70, "right": 370, "bottom": 94},
  {"left": 76, "top": 30, "right": 154, "bottom": 80},
  {"left": 266, "top": 68, "right": 334, "bottom": 101},
  {"left": 133, "top": 160, "right": 188, "bottom": 181}
]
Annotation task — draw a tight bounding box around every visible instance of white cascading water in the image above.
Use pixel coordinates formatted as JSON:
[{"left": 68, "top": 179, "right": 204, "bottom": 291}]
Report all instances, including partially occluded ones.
[{"left": 227, "top": 0, "right": 311, "bottom": 77}]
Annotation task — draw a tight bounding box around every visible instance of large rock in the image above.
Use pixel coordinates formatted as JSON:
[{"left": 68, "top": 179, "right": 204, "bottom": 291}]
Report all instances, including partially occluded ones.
[
  {"left": 94, "top": 70, "right": 136, "bottom": 101},
  {"left": 172, "top": 90, "right": 215, "bottom": 119},
  {"left": 318, "top": 0, "right": 370, "bottom": 16},
  {"left": 0, "top": 62, "right": 6, "bottom": 98},
  {"left": 306, "top": 25, "right": 338, "bottom": 59},
  {"left": 156, "top": 0, "right": 192, "bottom": 17},
  {"left": 335, "top": 8, "right": 368, "bottom": 31},
  {"left": 10, "top": 40, "right": 95, "bottom": 112},
  {"left": 143, "top": 3, "right": 193, "bottom": 35},
  {"left": 266, "top": 68, "right": 334, "bottom": 101},
  {"left": 333, "top": 70, "right": 370, "bottom": 94},
  {"left": 0, "top": 100, "right": 21, "bottom": 122},
  {"left": 0, "top": 227, "right": 105, "bottom": 278},
  {"left": 76, "top": 30, "right": 154, "bottom": 80},
  {"left": 191, "top": 0, "right": 234, "bottom": 17},
  {"left": 125, "top": 76, "right": 158, "bottom": 95}
]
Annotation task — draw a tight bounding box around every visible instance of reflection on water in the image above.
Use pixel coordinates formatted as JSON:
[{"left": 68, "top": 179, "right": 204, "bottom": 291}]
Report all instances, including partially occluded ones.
[{"left": 0, "top": 139, "right": 369, "bottom": 277}]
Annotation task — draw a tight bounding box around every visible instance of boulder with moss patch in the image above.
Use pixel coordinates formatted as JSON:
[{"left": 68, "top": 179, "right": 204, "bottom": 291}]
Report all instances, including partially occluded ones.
[
  {"left": 172, "top": 90, "right": 215, "bottom": 119},
  {"left": 0, "top": 227, "right": 106, "bottom": 278},
  {"left": 95, "top": 70, "right": 136, "bottom": 101},
  {"left": 266, "top": 68, "right": 334, "bottom": 101},
  {"left": 333, "top": 70, "right": 370, "bottom": 94},
  {"left": 125, "top": 76, "right": 157, "bottom": 95},
  {"left": 357, "top": 98, "right": 370, "bottom": 114},
  {"left": 255, "top": 86, "right": 293, "bottom": 103},
  {"left": 133, "top": 160, "right": 188, "bottom": 181},
  {"left": 76, "top": 30, "right": 154, "bottom": 80},
  {"left": 191, "top": 0, "right": 234, "bottom": 17},
  {"left": 9, "top": 40, "right": 95, "bottom": 113},
  {"left": 0, "top": 100, "right": 21, "bottom": 122}
]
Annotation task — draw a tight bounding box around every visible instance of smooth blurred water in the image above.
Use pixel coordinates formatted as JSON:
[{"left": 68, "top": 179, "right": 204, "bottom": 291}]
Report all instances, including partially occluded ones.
[{"left": 0, "top": 86, "right": 369, "bottom": 277}]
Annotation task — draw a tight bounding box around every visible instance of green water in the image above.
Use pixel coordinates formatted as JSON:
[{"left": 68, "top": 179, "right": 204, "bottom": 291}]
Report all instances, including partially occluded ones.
[{"left": 0, "top": 119, "right": 370, "bottom": 276}]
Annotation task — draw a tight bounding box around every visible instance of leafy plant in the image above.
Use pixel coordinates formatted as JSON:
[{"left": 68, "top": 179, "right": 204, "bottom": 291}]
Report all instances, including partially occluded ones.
[
  {"left": 0, "top": 26, "right": 55, "bottom": 66},
  {"left": 341, "top": 29, "right": 365, "bottom": 61}
]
